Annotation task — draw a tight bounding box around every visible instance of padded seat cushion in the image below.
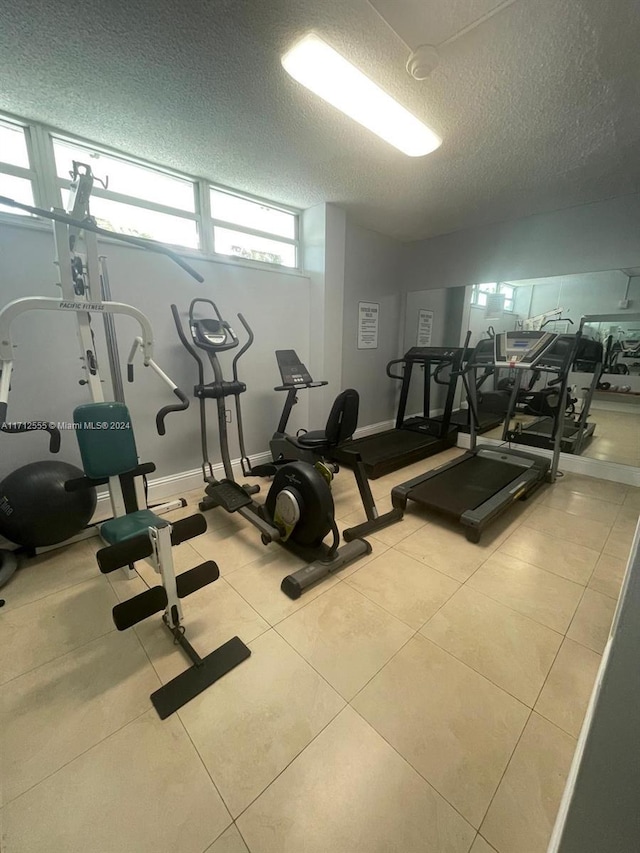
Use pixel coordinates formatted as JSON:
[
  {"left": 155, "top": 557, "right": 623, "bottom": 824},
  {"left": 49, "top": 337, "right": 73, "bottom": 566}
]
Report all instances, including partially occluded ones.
[
  {"left": 73, "top": 402, "right": 138, "bottom": 479},
  {"left": 287, "top": 430, "right": 329, "bottom": 449},
  {"left": 101, "top": 509, "right": 165, "bottom": 545}
]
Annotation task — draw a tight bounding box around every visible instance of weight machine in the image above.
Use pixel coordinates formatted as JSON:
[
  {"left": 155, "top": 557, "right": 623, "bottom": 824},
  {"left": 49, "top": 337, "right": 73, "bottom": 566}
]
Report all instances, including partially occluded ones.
[
  {"left": 0, "top": 167, "right": 250, "bottom": 716},
  {"left": 0, "top": 163, "right": 199, "bottom": 545}
]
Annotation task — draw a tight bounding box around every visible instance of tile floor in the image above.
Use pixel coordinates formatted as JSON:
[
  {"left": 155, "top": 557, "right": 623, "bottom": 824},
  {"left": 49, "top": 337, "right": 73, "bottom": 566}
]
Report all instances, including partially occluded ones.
[{"left": 0, "top": 453, "right": 637, "bottom": 853}]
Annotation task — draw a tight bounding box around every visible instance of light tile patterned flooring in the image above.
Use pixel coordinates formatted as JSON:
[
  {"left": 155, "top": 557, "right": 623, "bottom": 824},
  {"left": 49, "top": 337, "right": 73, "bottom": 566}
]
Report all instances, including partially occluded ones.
[{"left": 1, "top": 450, "right": 638, "bottom": 853}]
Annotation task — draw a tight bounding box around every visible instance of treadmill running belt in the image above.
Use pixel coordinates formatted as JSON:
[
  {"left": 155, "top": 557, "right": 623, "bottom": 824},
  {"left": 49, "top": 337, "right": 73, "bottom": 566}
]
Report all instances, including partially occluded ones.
[
  {"left": 523, "top": 419, "right": 576, "bottom": 438},
  {"left": 342, "top": 429, "right": 439, "bottom": 465},
  {"left": 409, "top": 456, "right": 525, "bottom": 516}
]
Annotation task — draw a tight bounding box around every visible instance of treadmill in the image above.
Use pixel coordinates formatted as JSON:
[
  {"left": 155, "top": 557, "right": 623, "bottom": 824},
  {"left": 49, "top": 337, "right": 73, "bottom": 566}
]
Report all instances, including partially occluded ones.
[
  {"left": 505, "top": 337, "right": 603, "bottom": 454},
  {"left": 332, "top": 346, "right": 464, "bottom": 478},
  {"left": 432, "top": 345, "right": 505, "bottom": 435},
  {"left": 390, "top": 331, "right": 577, "bottom": 542}
]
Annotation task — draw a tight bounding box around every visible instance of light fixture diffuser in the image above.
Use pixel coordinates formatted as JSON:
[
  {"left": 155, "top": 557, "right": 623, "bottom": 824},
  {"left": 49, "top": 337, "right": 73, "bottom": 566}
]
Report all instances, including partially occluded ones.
[{"left": 281, "top": 33, "right": 441, "bottom": 157}]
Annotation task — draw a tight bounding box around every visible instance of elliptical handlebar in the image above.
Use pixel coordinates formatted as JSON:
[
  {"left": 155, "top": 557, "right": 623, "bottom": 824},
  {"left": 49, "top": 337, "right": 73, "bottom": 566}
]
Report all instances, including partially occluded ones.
[
  {"left": 188, "top": 299, "right": 240, "bottom": 352},
  {"left": 171, "top": 304, "right": 203, "bottom": 374},
  {"left": 189, "top": 298, "right": 223, "bottom": 324},
  {"left": 232, "top": 313, "right": 254, "bottom": 381}
]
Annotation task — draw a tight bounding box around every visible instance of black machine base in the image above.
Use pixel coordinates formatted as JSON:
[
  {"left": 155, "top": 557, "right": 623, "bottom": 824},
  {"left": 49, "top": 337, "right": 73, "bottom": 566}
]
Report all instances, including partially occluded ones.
[
  {"left": 444, "top": 408, "right": 504, "bottom": 435},
  {"left": 508, "top": 417, "right": 596, "bottom": 454},
  {"left": 333, "top": 427, "right": 458, "bottom": 479},
  {"left": 280, "top": 537, "right": 372, "bottom": 599},
  {"left": 391, "top": 447, "right": 550, "bottom": 543},
  {"left": 151, "top": 634, "right": 251, "bottom": 719}
]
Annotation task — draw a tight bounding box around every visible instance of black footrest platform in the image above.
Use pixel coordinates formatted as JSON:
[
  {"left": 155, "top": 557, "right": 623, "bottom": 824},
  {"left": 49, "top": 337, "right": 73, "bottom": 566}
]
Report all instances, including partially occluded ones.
[
  {"left": 249, "top": 463, "right": 277, "bottom": 477},
  {"left": 113, "top": 585, "right": 168, "bottom": 630},
  {"left": 97, "top": 534, "right": 153, "bottom": 574},
  {"left": 170, "top": 513, "right": 207, "bottom": 546},
  {"left": 204, "top": 479, "right": 253, "bottom": 512},
  {"left": 176, "top": 561, "right": 220, "bottom": 598},
  {"left": 151, "top": 636, "right": 251, "bottom": 719}
]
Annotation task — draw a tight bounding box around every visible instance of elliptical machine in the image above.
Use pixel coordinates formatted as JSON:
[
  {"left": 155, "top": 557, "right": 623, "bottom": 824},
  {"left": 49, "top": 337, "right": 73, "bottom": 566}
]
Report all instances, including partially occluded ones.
[{"left": 171, "top": 300, "right": 372, "bottom": 599}]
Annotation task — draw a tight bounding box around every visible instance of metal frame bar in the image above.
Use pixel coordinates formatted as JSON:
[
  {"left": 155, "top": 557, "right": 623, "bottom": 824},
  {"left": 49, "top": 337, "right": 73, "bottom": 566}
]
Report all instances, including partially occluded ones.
[
  {"left": 0, "top": 162, "right": 34, "bottom": 181},
  {"left": 573, "top": 363, "right": 602, "bottom": 454},
  {"left": 55, "top": 177, "right": 199, "bottom": 220},
  {"left": 0, "top": 296, "right": 154, "bottom": 363},
  {"left": 152, "top": 524, "right": 183, "bottom": 626},
  {"left": 209, "top": 182, "right": 300, "bottom": 216},
  {"left": 210, "top": 216, "right": 298, "bottom": 246}
]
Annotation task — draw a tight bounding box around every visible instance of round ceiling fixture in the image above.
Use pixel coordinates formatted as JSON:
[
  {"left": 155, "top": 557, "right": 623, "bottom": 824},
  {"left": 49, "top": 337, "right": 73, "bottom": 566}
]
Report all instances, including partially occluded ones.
[{"left": 406, "top": 44, "right": 440, "bottom": 79}]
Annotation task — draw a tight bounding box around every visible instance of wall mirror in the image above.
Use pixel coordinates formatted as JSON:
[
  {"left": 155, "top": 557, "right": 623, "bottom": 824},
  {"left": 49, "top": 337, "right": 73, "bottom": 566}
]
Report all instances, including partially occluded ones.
[
  {"left": 402, "top": 270, "right": 640, "bottom": 473},
  {"left": 461, "top": 269, "right": 640, "bottom": 469}
]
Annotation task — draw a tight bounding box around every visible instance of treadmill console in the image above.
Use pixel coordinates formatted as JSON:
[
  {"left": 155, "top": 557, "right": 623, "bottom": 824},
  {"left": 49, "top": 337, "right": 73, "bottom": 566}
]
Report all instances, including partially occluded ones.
[
  {"left": 494, "top": 331, "right": 557, "bottom": 368},
  {"left": 404, "top": 346, "right": 464, "bottom": 363},
  {"left": 275, "top": 350, "right": 314, "bottom": 387}
]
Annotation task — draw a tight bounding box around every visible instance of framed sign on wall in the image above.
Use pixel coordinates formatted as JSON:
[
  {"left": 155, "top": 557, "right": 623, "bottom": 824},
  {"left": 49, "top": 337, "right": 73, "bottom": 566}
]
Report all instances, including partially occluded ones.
[
  {"left": 417, "top": 309, "right": 434, "bottom": 346},
  {"left": 358, "top": 301, "right": 379, "bottom": 349}
]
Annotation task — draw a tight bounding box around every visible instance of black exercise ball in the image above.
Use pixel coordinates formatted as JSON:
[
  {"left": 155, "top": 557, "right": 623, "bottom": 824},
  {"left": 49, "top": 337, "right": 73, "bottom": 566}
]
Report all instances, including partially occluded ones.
[{"left": 0, "top": 461, "right": 97, "bottom": 548}]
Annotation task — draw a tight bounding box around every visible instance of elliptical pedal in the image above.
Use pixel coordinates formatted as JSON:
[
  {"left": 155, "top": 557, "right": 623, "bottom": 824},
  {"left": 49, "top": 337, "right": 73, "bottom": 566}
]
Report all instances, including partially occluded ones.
[{"left": 204, "top": 479, "right": 253, "bottom": 512}]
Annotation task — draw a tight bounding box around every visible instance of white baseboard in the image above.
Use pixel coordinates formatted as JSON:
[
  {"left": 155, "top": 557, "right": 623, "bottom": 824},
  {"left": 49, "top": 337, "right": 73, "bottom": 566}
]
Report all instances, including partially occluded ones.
[
  {"left": 96, "top": 450, "right": 277, "bottom": 509},
  {"left": 456, "top": 433, "right": 640, "bottom": 487},
  {"left": 0, "top": 452, "right": 276, "bottom": 549},
  {"left": 353, "top": 418, "right": 395, "bottom": 438}
]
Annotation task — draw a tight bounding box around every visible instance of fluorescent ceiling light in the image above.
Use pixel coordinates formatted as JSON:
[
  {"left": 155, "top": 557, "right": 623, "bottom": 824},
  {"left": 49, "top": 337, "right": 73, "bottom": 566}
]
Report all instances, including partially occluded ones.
[{"left": 281, "top": 33, "right": 441, "bottom": 157}]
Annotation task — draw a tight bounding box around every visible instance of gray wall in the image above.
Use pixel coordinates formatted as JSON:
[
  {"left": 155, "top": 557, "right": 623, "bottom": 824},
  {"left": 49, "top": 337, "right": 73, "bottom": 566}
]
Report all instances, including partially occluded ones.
[
  {"left": 302, "top": 203, "right": 347, "bottom": 425},
  {"left": 404, "top": 192, "right": 640, "bottom": 292},
  {"left": 518, "top": 272, "right": 640, "bottom": 321},
  {"left": 401, "top": 288, "right": 466, "bottom": 415},
  {"left": 7, "top": 188, "right": 640, "bottom": 483},
  {"left": 341, "top": 220, "right": 405, "bottom": 427},
  {"left": 0, "top": 221, "right": 311, "bottom": 480}
]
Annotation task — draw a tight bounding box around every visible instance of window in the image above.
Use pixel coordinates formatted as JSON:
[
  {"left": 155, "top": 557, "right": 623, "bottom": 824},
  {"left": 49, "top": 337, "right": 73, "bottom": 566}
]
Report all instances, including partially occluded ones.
[
  {"left": 53, "top": 137, "right": 199, "bottom": 248},
  {"left": 0, "top": 111, "right": 301, "bottom": 269},
  {"left": 471, "top": 282, "right": 515, "bottom": 312},
  {"left": 0, "top": 120, "right": 36, "bottom": 215},
  {"left": 210, "top": 188, "right": 298, "bottom": 267}
]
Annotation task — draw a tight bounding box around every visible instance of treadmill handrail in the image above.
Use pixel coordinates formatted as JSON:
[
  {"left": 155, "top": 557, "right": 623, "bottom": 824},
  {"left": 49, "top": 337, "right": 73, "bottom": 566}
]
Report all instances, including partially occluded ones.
[{"left": 386, "top": 359, "right": 405, "bottom": 380}]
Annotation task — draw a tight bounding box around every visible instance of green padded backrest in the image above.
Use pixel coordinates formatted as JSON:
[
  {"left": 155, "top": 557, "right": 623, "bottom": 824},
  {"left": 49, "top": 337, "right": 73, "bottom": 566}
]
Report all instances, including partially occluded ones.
[{"left": 74, "top": 402, "right": 139, "bottom": 479}]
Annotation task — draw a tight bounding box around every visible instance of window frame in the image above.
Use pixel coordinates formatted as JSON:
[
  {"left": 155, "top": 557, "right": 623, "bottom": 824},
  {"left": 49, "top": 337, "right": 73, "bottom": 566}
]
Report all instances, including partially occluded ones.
[
  {"left": 0, "top": 117, "right": 41, "bottom": 209},
  {"left": 471, "top": 282, "right": 515, "bottom": 313},
  {"left": 208, "top": 184, "right": 300, "bottom": 269},
  {"left": 0, "top": 110, "right": 302, "bottom": 270}
]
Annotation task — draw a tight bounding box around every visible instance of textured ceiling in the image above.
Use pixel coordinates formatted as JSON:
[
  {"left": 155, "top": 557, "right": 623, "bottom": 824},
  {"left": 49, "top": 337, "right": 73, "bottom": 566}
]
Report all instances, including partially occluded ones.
[
  {"left": 1, "top": 0, "right": 639, "bottom": 241},
  {"left": 368, "top": 0, "right": 516, "bottom": 49}
]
